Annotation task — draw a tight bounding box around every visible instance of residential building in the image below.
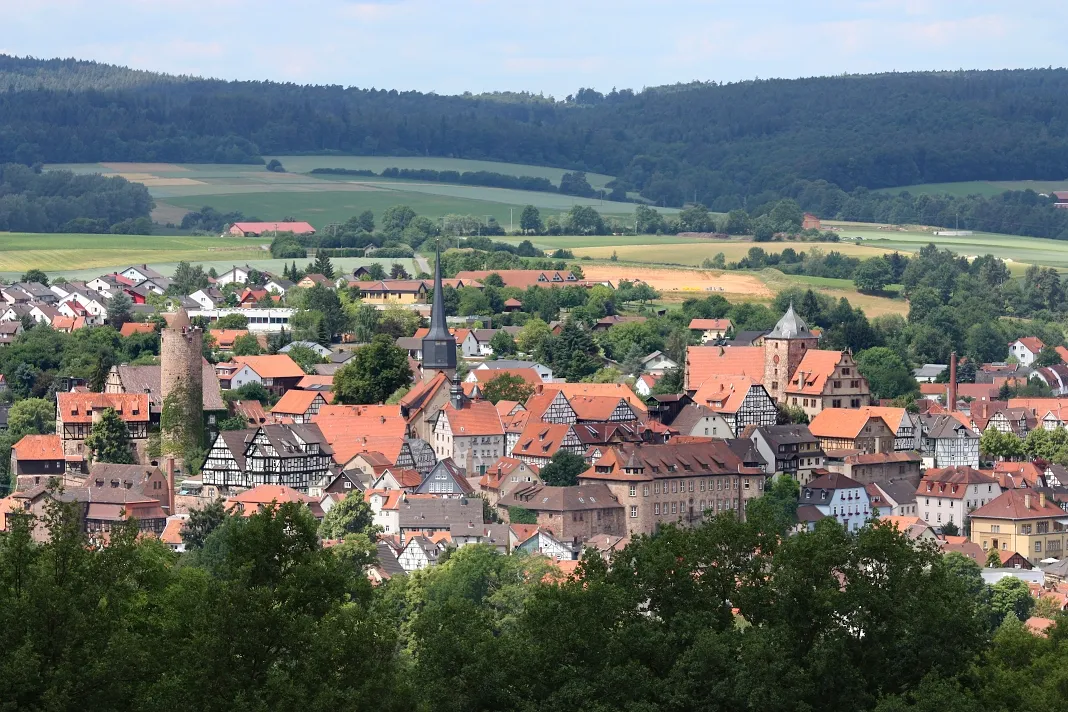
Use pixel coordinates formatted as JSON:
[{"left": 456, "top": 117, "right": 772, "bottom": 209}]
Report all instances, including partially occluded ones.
[
  {"left": 829, "top": 451, "right": 922, "bottom": 486},
  {"left": 270, "top": 390, "right": 328, "bottom": 424},
  {"left": 579, "top": 440, "right": 765, "bottom": 537},
  {"left": 692, "top": 377, "right": 778, "bottom": 435},
  {"left": 808, "top": 408, "right": 896, "bottom": 454},
  {"left": 12, "top": 481, "right": 167, "bottom": 543},
  {"left": 431, "top": 392, "right": 505, "bottom": 475},
  {"left": 474, "top": 360, "right": 554, "bottom": 382},
  {"left": 279, "top": 340, "right": 332, "bottom": 357},
  {"left": 504, "top": 483, "right": 625, "bottom": 542},
  {"left": 917, "top": 466, "right": 1001, "bottom": 529},
  {"left": 1009, "top": 337, "right": 1044, "bottom": 367},
  {"left": 660, "top": 402, "right": 734, "bottom": 439},
  {"left": 970, "top": 490, "right": 1067, "bottom": 564},
  {"left": 10, "top": 434, "right": 80, "bottom": 491},
  {"left": 511, "top": 422, "right": 583, "bottom": 467},
  {"left": 351, "top": 279, "right": 428, "bottom": 306},
  {"left": 394, "top": 496, "right": 484, "bottom": 541},
  {"left": 200, "top": 424, "right": 334, "bottom": 493},
  {"left": 639, "top": 350, "right": 678, "bottom": 375},
  {"left": 230, "top": 355, "right": 305, "bottom": 395},
  {"left": 800, "top": 472, "right": 871, "bottom": 532},
  {"left": 748, "top": 424, "right": 825, "bottom": 485},
  {"left": 398, "top": 535, "right": 443, "bottom": 572},
  {"left": 56, "top": 392, "right": 150, "bottom": 461},
  {"left": 477, "top": 456, "right": 542, "bottom": 506},
  {"left": 912, "top": 364, "right": 947, "bottom": 383},
  {"left": 688, "top": 318, "right": 733, "bottom": 343},
  {"left": 103, "top": 362, "right": 226, "bottom": 422},
  {"left": 414, "top": 458, "right": 473, "bottom": 496},
  {"left": 867, "top": 480, "right": 919, "bottom": 516},
  {"left": 919, "top": 413, "right": 980, "bottom": 468}
]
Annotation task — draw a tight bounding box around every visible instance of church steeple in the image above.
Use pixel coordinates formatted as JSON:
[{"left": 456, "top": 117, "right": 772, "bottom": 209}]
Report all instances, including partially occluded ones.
[{"left": 421, "top": 242, "right": 457, "bottom": 380}]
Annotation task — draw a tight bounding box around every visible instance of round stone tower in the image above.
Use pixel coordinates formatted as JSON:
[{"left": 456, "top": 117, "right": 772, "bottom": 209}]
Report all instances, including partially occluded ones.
[{"left": 161, "top": 307, "right": 204, "bottom": 458}]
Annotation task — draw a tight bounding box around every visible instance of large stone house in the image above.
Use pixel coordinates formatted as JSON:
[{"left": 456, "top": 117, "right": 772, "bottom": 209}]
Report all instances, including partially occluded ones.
[
  {"left": 431, "top": 393, "right": 505, "bottom": 476},
  {"left": 970, "top": 489, "right": 1067, "bottom": 564},
  {"left": 917, "top": 466, "right": 1001, "bottom": 530},
  {"left": 55, "top": 393, "right": 150, "bottom": 462},
  {"left": 685, "top": 305, "right": 870, "bottom": 415},
  {"left": 503, "top": 483, "right": 625, "bottom": 542},
  {"left": 578, "top": 440, "right": 765, "bottom": 538}
]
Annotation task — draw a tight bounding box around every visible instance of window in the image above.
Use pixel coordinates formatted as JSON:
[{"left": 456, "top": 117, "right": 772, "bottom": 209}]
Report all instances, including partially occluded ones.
[
  {"left": 629, "top": 484, "right": 636, "bottom": 497},
  {"left": 643, "top": 485, "right": 649, "bottom": 497},
  {"left": 700, "top": 480, "right": 706, "bottom": 492},
  {"left": 671, "top": 502, "right": 677, "bottom": 514},
  {"left": 654, "top": 503, "right": 660, "bottom": 515},
  {"left": 744, "top": 479, "right": 750, "bottom": 490},
  {"left": 688, "top": 480, "right": 694, "bottom": 492},
  {"left": 1035, "top": 541, "right": 1043, "bottom": 553},
  {"left": 671, "top": 481, "right": 678, "bottom": 493},
  {"left": 833, "top": 380, "right": 841, "bottom": 388},
  {"left": 832, "top": 399, "right": 842, "bottom": 408},
  {"left": 654, "top": 482, "right": 660, "bottom": 494},
  {"left": 630, "top": 506, "right": 638, "bottom": 518}
]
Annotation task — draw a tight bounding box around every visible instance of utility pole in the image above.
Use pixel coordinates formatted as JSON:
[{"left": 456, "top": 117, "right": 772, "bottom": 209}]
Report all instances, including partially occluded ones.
[{"left": 509, "top": 207, "right": 514, "bottom": 232}]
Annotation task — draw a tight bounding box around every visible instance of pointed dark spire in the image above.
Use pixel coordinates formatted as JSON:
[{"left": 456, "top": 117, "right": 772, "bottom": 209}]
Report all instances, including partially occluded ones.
[{"left": 422, "top": 241, "right": 457, "bottom": 373}]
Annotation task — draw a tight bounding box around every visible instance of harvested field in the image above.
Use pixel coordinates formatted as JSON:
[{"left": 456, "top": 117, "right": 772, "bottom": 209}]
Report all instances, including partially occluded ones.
[
  {"left": 573, "top": 241, "right": 895, "bottom": 265},
  {"left": 582, "top": 264, "right": 772, "bottom": 298},
  {"left": 100, "top": 162, "right": 190, "bottom": 172}
]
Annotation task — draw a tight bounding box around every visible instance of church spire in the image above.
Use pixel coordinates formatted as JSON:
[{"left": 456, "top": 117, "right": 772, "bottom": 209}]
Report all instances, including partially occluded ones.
[{"left": 421, "top": 241, "right": 457, "bottom": 378}]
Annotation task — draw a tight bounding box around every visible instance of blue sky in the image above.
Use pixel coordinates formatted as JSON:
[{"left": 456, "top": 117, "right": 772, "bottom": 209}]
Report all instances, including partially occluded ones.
[{"left": 3, "top": 0, "right": 1067, "bottom": 96}]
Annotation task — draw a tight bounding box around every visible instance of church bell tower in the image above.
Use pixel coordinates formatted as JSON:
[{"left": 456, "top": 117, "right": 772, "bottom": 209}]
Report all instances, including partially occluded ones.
[{"left": 421, "top": 243, "right": 457, "bottom": 382}]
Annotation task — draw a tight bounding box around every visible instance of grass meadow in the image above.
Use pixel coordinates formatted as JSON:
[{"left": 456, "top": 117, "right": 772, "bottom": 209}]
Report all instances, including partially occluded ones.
[{"left": 873, "top": 180, "right": 1068, "bottom": 198}]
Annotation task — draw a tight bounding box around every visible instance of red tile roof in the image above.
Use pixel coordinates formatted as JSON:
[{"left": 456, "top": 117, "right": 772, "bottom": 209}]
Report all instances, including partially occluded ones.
[
  {"left": 208, "top": 329, "right": 249, "bottom": 349},
  {"left": 441, "top": 401, "right": 505, "bottom": 436},
  {"left": 57, "top": 393, "right": 149, "bottom": 424},
  {"left": 537, "top": 383, "right": 648, "bottom": 415},
  {"left": 685, "top": 346, "right": 764, "bottom": 389},
  {"left": 12, "top": 434, "right": 63, "bottom": 461},
  {"left": 119, "top": 322, "right": 156, "bottom": 337},
  {"left": 568, "top": 395, "right": 633, "bottom": 421},
  {"left": 918, "top": 466, "right": 998, "bottom": 499},
  {"left": 688, "top": 318, "right": 732, "bottom": 330},
  {"left": 808, "top": 408, "right": 882, "bottom": 440},
  {"left": 1013, "top": 337, "right": 1045, "bottom": 353},
  {"left": 231, "top": 221, "right": 315, "bottom": 235},
  {"left": 971, "top": 488, "right": 1065, "bottom": 520},
  {"left": 271, "top": 389, "right": 325, "bottom": 416},
  {"left": 472, "top": 368, "right": 543, "bottom": 385},
  {"left": 692, "top": 376, "right": 759, "bottom": 414},
  {"left": 232, "top": 354, "right": 305, "bottom": 379},
  {"left": 786, "top": 350, "right": 847, "bottom": 396},
  {"left": 512, "top": 423, "right": 574, "bottom": 459}
]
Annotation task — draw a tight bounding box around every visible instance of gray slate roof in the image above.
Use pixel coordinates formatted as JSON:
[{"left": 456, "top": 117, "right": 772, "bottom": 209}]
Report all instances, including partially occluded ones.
[
  {"left": 767, "top": 304, "right": 814, "bottom": 340},
  {"left": 115, "top": 363, "right": 226, "bottom": 411}
]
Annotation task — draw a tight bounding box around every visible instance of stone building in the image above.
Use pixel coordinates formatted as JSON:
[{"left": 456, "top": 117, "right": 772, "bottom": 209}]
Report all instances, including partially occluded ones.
[{"left": 160, "top": 307, "right": 204, "bottom": 460}]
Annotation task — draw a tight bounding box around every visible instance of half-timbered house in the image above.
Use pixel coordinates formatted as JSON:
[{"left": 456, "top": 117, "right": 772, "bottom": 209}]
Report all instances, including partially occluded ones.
[
  {"left": 568, "top": 396, "right": 638, "bottom": 423},
  {"left": 524, "top": 388, "right": 577, "bottom": 424},
  {"left": 56, "top": 392, "right": 150, "bottom": 461},
  {"left": 511, "top": 422, "right": 584, "bottom": 467},
  {"left": 692, "top": 377, "right": 777, "bottom": 436},
  {"left": 200, "top": 423, "right": 334, "bottom": 493}
]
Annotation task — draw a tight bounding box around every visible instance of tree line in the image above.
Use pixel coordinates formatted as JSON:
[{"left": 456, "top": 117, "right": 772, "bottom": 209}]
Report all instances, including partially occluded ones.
[
  {"left": 9, "top": 56, "right": 1068, "bottom": 211},
  {"left": 0, "top": 163, "right": 153, "bottom": 233},
  {"left": 0, "top": 483, "right": 1061, "bottom": 712}
]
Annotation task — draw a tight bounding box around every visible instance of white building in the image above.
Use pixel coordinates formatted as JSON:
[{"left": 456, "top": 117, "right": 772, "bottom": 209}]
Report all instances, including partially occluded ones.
[
  {"left": 639, "top": 350, "right": 678, "bottom": 376},
  {"left": 801, "top": 472, "right": 870, "bottom": 532},
  {"left": 188, "top": 307, "right": 295, "bottom": 333},
  {"left": 1009, "top": 337, "right": 1044, "bottom": 367},
  {"left": 215, "top": 266, "right": 251, "bottom": 286},
  {"left": 432, "top": 397, "right": 506, "bottom": 476},
  {"left": 917, "top": 466, "right": 1001, "bottom": 530}
]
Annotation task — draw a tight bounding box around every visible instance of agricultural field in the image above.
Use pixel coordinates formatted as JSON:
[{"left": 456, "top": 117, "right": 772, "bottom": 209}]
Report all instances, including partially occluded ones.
[
  {"left": 758, "top": 271, "right": 908, "bottom": 317},
  {"left": 46, "top": 159, "right": 650, "bottom": 230},
  {"left": 569, "top": 240, "right": 896, "bottom": 265},
  {"left": 0, "top": 233, "right": 417, "bottom": 280},
  {"left": 828, "top": 221, "right": 1068, "bottom": 271},
  {"left": 874, "top": 180, "right": 1068, "bottom": 198}
]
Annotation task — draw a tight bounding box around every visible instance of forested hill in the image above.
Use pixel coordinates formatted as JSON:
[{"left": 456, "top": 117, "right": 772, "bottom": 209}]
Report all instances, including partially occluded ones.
[{"left": 5, "top": 55, "right": 1068, "bottom": 208}]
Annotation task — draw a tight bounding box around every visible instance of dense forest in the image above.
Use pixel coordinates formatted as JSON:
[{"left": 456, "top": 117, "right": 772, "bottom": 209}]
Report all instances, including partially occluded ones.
[
  {"left": 6, "top": 55, "right": 1068, "bottom": 210},
  {"left": 0, "top": 162, "right": 153, "bottom": 232},
  {"left": 0, "top": 489, "right": 1062, "bottom": 712}
]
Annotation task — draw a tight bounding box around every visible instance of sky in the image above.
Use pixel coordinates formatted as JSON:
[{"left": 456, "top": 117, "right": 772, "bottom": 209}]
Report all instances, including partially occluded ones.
[{"left": 3, "top": 0, "right": 1068, "bottom": 96}]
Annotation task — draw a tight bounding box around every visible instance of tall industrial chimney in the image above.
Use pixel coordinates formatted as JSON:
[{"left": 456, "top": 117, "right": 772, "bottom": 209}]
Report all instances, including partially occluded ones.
[{"left": 948, "top": 352, "right": 958, "bottom": 413}]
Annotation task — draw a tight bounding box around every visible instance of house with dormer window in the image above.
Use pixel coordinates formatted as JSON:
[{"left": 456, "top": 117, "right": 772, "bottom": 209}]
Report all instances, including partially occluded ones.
[
  {"left": 917, "top": 466, "right": 1001, "bottom": 530},
  {"left": 801, "top": 472, "right": 870, "bottom": 532}
]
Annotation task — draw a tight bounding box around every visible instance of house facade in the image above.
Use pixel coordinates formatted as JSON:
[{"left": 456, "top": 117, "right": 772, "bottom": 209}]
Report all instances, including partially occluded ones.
[
  {"left": 917, "top": 466, "right": 1001, "bottom": 530},
  {"left": 748, "top": 424, "right": 825, "bottom": 485},
  {"left": 800, "top": 473, "right": 871, "bottom": 532},
  {"left": 431, "top": 398, "right": 505, "bottom": 476},
  {"left": 970, "top": 490, "right": 1067, "bottom": 564}
]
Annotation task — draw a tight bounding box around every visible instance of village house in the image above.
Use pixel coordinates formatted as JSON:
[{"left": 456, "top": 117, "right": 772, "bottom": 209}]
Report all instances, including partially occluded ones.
[
  {"left": 1008, "top": 337, "right": 1044, "bottom": 367},
  {"left": 511, "top": 422, "right": 584, "bottom": 467},
  {"left": 659, "top": 402, "right": 734, "bottom": 439},
  {"left": 12, "top": 478, "right": 168, "bottom": 543},
  {"left": 691, "top": 376, "right": 778, "bottom": 436},
  {"left": 9, "top": 434, "right": 82, "bottom": 491},
  {"left": 393, "top": 496, "right": 484, "bottom": 542},
  {"left": 398, "top": 536, "right": 443, "bottom": 572},
  {"left": 747, "top": 424, "right": 825, "bottom": 485},
  {"left": 200, "top": 424, "right": 334, "bottom": 493},
  {"left": 55, "top": 392, "right": 150, "bottom": 461},
  {"left": 639, "top": 350, "right": 678, "bottom": 375},
  {"left": 477, "top": 456, "right": 542, "bottom": 506},
  {"left": 688, "top": 318, "right": 733, "bottom": 343},
  {"left": 828, "top": 451, "right": 922, "bottom": 486},
  {"left": 578, "top": 440, "right": 765, "bottom": 537},
  {"left": 230, "top": 354, "right": 305, "bottom": 395},
  {"left": 919, "top": 413, "right": 980, "bottom": 468},
  {"left": 970, "top": 489, "right": 1068, "bottom": 564},
  {"left": 866, "top": 480, "right": 919, "bottom": 517},
  {"left": 800, "top": 472, "right": 871, "bottom": 532},
  {"left": 413, "top": 458, "right": 472, "bottom": 497},
  {"left": 270, "top": 390, "right": 328, "bottom": 424},
  {"left": 918, "top": 466, "right": 1001, "bottom": 530},
  {"left": 474, "top": 360, "right": 554, "bottom": 382},
  {"left": 504, "top": 483, "right": 625, "bottom": 542},
  {"left": 808, "top": 408, "right": 896, "bottom": 455},
  {"left": 431, "top": 392, "right": 505, "bottom": 475}
]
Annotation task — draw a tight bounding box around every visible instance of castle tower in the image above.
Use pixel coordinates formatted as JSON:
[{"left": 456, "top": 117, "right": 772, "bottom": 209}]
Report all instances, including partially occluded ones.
[
  {"left": 421, "top": 243, "right": 457, "bottom": 382},
  {"left": 762, "top": 303, "right": 819, "bottom": 403},
  {"left": 161, "top": 307, "right": 204, "bottom": 458}
]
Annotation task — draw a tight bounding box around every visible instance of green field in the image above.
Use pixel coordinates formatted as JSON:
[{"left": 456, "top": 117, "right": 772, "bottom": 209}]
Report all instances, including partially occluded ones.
[
  {"left": 757, "top": 270, "right": 908, "bottom": 317},
  {"left": 0, "top": 233, "right": 417, "bottom": 279},
  {"left": 828, "top": 222, "right": 1068, "bottom": 271},
  {"left": 874, "top": 179, "right": 1068, "bottom": 198},
  {"left": 569, "top": 240, "right": 896, "bottom": 265},
  {"left": 46, "top": 159, "right": 647, "bottom": 230}
]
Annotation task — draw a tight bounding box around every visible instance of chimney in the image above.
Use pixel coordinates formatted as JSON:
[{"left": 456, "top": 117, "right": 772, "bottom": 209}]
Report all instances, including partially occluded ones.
[
  {"left": 165, "top": 456, "right": 176, "bottom": 515},
  {"left": 948, "top": 352, "right": 957, "bottom": 413},
  {"left": 1025, "top": 492, "right": 1032, "bottom": 510}
]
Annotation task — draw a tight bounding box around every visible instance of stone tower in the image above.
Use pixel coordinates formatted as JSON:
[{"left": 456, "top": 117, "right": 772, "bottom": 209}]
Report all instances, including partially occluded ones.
[
  {"left": 762, "top": 303, "right": 819, "bottom": 403},
  {"left": 161, "top": 307, "right": 204, "bottom": 458},
  {"left": 421, "top": 243, "right": 457, "bottom": 382}
]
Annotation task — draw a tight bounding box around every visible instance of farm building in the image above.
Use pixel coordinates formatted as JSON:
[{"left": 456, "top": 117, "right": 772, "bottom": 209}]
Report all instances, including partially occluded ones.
[
  {"left": 802, "top": 213, "right": 822, "bottom": 229},
  {"left": 228, "top": 222, "right": 316, "bottom": 237}
]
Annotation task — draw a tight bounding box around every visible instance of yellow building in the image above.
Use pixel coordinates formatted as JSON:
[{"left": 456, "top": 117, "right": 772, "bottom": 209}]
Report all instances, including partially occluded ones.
[
  {"left": 352, "top": 280, "right": 428, "bottom": 305},
  {"left": 969, "top": 489, "right": 1068, "bottom": 564}
]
